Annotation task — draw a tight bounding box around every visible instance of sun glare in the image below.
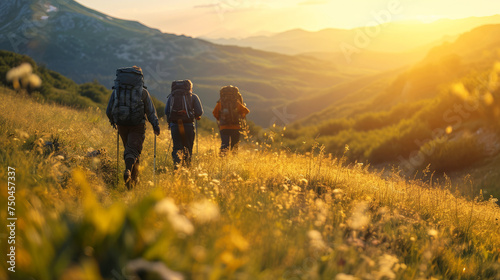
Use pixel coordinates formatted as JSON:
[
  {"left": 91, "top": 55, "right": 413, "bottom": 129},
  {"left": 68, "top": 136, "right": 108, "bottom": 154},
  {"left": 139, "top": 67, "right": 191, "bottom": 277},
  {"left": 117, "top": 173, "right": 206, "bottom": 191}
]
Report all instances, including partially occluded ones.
[{"left": 414, "top": 15, "right": 446, "bottom": 24}]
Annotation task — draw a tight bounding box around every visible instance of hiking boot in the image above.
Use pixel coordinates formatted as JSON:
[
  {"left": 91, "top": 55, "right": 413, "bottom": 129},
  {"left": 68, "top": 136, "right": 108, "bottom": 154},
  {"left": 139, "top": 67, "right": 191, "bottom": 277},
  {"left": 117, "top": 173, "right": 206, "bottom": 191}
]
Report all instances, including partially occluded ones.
[
  {"left": 124, "top": 169, "right": 132, "bottom": 190},
  {"left": 131, "top": 159, "right": 140, "bottom": 183}
]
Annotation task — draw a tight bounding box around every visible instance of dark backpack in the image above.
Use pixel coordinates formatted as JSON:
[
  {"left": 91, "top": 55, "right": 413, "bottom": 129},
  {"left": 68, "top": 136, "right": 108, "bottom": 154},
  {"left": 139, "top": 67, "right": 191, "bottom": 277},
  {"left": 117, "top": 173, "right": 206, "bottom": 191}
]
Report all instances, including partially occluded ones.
[
  {"left": 111, "top": 67, "right": 145, "bottom": 126},
  {"left": 219, "top": 85, "right": 243, "bottom": 127},
  {"left": 168, "top": 80, "right": 195, "bottom": 123}
]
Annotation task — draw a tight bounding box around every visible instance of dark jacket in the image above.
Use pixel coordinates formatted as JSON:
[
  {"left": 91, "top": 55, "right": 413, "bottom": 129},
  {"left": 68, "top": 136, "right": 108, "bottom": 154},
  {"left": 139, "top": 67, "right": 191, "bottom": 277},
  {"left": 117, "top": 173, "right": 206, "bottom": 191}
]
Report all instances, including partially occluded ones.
[
  {"left": 106, "top": 88, "right": 159, "bottom": 128},
  {"left": 165, "top": 93, "right": 204, "bottom": 123}
]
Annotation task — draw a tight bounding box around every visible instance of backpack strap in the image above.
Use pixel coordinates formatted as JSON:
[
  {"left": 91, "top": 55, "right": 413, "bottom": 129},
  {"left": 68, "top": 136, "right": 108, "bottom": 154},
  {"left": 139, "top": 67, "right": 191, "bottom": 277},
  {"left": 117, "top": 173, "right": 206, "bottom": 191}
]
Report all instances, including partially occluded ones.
[{"left": 183, "top": 95, "right": 192, "bottom": 120}]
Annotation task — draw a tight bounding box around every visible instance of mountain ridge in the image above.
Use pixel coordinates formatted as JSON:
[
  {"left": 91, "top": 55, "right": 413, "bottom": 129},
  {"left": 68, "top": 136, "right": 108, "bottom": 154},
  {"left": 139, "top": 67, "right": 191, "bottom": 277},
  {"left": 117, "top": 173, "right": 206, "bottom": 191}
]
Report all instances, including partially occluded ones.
[{"left": 205, "top": 14, "right": 500, "bottom": 55}]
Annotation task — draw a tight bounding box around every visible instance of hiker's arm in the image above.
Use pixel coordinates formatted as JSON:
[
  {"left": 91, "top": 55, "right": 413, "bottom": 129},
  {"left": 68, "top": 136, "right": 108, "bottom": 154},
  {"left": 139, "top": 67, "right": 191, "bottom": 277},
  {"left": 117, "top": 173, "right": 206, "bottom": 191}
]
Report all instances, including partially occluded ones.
[
  {"left": 106, "top": 90, "right": 115, "bottom": 124},
  {"left": 142, "top": 89, "right": 159, "bottom": 128},
  {"left": 238, "top": 102, "right": 250, "bottom": 118},
  {"left": 193, "top": 94, "right": 204, "bottom": 119},
  {"left": 165, "top": 96, "right": 170, "bottom": 121},
  {"left": 212, "top": 102, "right": 221, "bottom": 120}
]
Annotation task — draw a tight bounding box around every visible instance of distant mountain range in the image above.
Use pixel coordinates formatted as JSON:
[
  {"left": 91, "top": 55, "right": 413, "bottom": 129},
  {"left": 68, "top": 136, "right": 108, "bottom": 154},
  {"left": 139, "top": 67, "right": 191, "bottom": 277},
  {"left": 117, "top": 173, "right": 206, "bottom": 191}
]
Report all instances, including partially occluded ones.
[
  {"left": 205, "top": 15, "right": 500, "bottom": 55},
  {"left": 0, "top": 0, "right": 356, "bottom": 126},
  {"left": 285, "top": 23, "right": 500, "bottom": 126}
]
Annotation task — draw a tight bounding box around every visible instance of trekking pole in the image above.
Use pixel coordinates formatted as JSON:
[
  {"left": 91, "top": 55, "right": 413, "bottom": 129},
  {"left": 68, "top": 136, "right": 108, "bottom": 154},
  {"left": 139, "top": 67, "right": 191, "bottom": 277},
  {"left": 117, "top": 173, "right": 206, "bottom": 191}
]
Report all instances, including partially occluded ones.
[
  {"left": 154, "top": 134, "right": 157, "bottom": 186},
  {"left": 196, "top": 119, "right": 199, "bottom": 156},
  {"left": 116, "top": 129, "right": 119, "bottom": 186}
]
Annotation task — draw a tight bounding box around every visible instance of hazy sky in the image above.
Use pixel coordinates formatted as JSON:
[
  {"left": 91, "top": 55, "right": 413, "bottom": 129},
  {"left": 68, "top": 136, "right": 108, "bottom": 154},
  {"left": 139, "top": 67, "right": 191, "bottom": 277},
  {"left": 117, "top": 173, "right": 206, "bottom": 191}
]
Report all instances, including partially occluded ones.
[{"left": 76, "top": 0, "right": 500, "bottom": 38}]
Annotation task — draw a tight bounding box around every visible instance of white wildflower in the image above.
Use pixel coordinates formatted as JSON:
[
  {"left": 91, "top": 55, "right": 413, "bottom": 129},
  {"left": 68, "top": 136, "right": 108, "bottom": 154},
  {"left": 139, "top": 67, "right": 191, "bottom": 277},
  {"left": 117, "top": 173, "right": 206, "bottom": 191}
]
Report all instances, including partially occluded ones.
[
  {"left": 374, "top": 254, "right": 399, "bottom": 280},
  {"left": 333, "top": 189, "right": 343, "bottom": 195},
  {"left": 489, "top": 196, "right": 499, "bottom": 205},
  {"left": 428, "top": 229, "right": 438, "bottom": 238},
  {"left": 6, "top": 63, "right": 42, "bottom": 89},
  {"left": 189, "top": 199, "right": 220, "bottom": 224},
  {"left": 169, "top": 215, "right": 194, "bottom": 236},
  {"left": 348, "top": 201, "right": 370, "bottom": 230},
  {"left": 307, "top": 230, "right": 329, "bottom": 251},
  {"left": 155, "top": 198, "right": 194, "bottom": 236},
  {"left": 315, "top": 199, "right": 325, "bottom": 208},
  {"left": 211, "top": 179, "right": 220, "bottom": 185},
  {"left": 314, "top": 199, "right": 328, "bottom": 226},
  {"left": 197, "top": 173, "right": 208, "bottom": 179},
  {"left": 333, "top": 188, "right": 344, "bottom": 199},
  {"left": 335, "top": 273, "right": 360, "bottom": 280},
  {"left": 126, "top": 259, "right": 184, "bottom": 280},
  {"left": 155, "top": 198, "right": 179, "bottom": 216},
  {"left": 28, "top": 74, "right": 42, "bottom": 88},
  {"left": 6, "top": 63, "right": 32, "bottom": 81},
  {"left": 15, "top": 130, "right": 29, "bottom": 139}
]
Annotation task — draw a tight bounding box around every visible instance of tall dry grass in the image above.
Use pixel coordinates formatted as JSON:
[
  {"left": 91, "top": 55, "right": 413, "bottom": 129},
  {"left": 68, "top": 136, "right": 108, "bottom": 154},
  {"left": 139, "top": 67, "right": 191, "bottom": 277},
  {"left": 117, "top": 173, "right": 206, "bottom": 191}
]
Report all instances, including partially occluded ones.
[{"left": 0, "top": 87, "right": 499, "bottom": 280}]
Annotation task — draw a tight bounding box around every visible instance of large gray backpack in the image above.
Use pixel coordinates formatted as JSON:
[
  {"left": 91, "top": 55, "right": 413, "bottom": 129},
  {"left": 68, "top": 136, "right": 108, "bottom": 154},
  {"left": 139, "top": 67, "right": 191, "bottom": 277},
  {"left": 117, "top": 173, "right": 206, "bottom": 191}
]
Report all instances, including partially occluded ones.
[
  {"left": 167, "top": 80, "right": 195, "bottom": 123},
  {"left": 111, "top": 67, "right": 145, "bottom": 126}
]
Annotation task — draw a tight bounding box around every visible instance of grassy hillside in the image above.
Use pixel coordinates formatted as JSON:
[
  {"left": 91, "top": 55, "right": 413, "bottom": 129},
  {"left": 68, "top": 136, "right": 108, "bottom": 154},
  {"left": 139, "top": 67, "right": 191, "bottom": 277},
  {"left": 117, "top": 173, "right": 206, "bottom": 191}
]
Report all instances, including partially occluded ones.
[
  {"left": 0, "top": 50, "right": 167, "bottom": 117},
  {"left": 274, "top": 67, "right": 407, "bottom": 124},
  {"left": 1, "top": 86, "right": 499, "bottom": 279},
  {"left": 281, "top": 24, "right": 500, "bottom": 187},
  {"left": 0, "top": 50, "right": 109, "bottom": 109}
]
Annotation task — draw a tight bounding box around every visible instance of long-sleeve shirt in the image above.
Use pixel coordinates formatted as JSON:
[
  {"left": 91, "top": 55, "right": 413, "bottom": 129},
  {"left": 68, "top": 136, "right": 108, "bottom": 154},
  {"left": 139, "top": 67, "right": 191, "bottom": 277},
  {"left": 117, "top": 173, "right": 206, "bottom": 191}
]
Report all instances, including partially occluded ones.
[
  {"left": 106, "top": 88, "right": 159, "bottom": 128},
  {"left": 213, "top": 101, "right": 250, "bottom": 130},
  {"left": 165, "top": 93, "right": 204, "bottom": 123}
]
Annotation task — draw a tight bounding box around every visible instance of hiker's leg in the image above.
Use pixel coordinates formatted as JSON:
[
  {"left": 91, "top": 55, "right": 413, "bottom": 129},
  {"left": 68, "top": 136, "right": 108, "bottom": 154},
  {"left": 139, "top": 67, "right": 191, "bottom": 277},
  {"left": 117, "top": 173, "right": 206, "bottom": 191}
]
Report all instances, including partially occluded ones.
[
  {"left": 170, "top": 123, "right": 184, "bottom": 168},
  {"left": 119, "top": 124, "right": 144, "bottom": 163},
  {"left": 184, "top": 123, "right": 195, "bottom": 166},
  {"left": 131, "top": 159, "right": 140, "bottom": 182},
  {"left": 230, "top": 129, "right": 240, "bottom": 152},
  {"left": 220, "top": 129, "right": 230, "bottom": 155},
  {"left": 182, "top": 147, "right": 189, "bottom": 166},
  {"left": 124, "top": 124, "right": 145, "bottom": 161},
  {"left": 118, "top": 125, "right": 133, "bottom": 188},
  {"left": 118, "top": 125, "right": 130, "bottom": 159},
  {"left": 123, "top": 124, "right": 146, "bottom": 185}
]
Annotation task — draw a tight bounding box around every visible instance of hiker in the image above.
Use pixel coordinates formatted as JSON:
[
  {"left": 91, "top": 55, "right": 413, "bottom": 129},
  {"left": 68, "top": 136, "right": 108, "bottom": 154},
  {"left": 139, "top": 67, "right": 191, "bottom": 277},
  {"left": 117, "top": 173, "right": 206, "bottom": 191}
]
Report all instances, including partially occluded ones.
[
  {"left": 213, "top": 85, "right": 250, "bottom": 154},
  {"left": 165, "top": 80, "right": 203, "bottom": 169},
  {"left": 106, "top": 66, "right": 160, "bottom": 190}
]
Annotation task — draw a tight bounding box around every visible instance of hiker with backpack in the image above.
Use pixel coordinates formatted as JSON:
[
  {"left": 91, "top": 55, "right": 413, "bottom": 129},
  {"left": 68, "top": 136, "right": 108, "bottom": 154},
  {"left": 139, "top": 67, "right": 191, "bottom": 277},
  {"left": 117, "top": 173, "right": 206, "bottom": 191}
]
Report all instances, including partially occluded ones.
[
  {"left": 165, "top": 80, "right": 203, "bottom": 169},
  {"left": 106, "top": 66, "right": 160, "bottom": 190},
  {"left": 213, "top": 85, "right": 250, "bottom": 154}
]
